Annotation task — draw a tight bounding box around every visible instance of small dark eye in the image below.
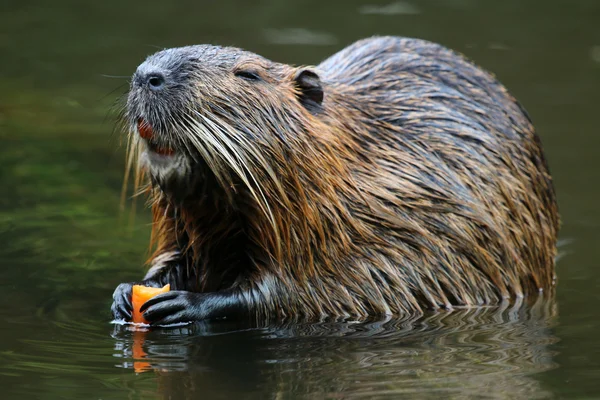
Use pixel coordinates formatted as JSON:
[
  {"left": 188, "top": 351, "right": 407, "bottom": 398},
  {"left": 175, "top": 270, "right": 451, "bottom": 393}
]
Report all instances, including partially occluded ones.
[{"left": 234, "top": 70, "right": 261, "bottom": 81}]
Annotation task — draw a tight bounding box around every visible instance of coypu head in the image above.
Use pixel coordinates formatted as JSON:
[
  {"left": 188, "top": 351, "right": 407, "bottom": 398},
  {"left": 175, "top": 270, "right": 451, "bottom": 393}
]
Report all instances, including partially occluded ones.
[
  {"left": 124, "top": 44, "right": 350, "bottom": 270},
  {"left": 126, "top": 45, "right": 326, "bottom": 207}
]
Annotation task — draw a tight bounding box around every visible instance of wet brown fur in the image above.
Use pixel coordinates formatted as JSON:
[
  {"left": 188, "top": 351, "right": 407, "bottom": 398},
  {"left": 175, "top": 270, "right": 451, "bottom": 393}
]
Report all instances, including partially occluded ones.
[{"left": 126, "top": 36, "right": 559, "bottom": 320}]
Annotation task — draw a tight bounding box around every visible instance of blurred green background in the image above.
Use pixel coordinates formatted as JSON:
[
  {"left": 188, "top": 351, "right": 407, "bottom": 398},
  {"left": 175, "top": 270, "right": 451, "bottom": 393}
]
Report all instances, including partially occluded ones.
[{"left": 1, "top": 0, "right": 599, "bottom": 398}]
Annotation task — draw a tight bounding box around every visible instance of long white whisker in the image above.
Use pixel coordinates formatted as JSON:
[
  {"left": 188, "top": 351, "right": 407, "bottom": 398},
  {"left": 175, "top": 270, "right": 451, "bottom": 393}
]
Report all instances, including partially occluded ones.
[
  {"left": 196, "top": 112, "right": 278, "bottom": 228},
  {"left": 180, "top": 113, "right": 234, "bottom": 193},
  {"left": 211, "top": 113, "right": 289, "bottom": 205}
]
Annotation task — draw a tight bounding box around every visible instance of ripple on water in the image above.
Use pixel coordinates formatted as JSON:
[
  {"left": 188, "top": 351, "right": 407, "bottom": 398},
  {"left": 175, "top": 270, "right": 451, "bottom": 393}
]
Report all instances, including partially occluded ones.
[{"left": 2, "top": 296, "right": 559, "bottom": 399}]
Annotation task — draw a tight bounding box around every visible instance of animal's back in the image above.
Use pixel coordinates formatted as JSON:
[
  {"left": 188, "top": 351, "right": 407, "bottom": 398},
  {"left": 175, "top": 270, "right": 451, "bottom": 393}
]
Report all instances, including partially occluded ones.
[{"left": 317, "top": 37, "right": 558, "bottom": 308}]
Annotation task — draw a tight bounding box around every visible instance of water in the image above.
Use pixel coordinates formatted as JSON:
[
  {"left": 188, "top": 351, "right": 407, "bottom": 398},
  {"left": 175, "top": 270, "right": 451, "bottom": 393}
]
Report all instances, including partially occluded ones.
[{"left": 1, "top": 0, "right": 599, "bottom": 398}]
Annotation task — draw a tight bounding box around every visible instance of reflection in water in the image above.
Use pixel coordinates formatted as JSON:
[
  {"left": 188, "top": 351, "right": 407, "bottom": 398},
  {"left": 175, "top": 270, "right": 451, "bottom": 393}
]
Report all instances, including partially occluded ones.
[{"left": 107, "top": 297, "right": 558, "bottom": 399}]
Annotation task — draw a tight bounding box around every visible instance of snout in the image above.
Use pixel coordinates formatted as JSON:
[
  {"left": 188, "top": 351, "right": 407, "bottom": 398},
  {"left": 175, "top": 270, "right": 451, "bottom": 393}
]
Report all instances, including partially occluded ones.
[
  {"left": 126, "top": 47, "right": 207, "bottom": 157},
  {"left": 128, "top": 61, "right": 178, "bottom": 156},
  {"left": 127, "top": 56, "right": 180, "bottom": 138},
  {"left": 132, "top": 64, "right": 168, "bottom": 92}
]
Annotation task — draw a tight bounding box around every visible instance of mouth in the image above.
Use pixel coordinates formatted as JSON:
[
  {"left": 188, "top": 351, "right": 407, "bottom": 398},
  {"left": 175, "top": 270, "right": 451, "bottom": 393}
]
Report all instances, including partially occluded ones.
[{"left": 137, "top": 119, "right": 175, "bottom": 157}]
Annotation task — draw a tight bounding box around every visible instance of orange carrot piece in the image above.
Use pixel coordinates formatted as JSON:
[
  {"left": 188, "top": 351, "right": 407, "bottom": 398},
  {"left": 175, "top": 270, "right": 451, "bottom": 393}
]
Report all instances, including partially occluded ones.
[{"left": 131, "top": 284, "right": 170, "bottom": 324}]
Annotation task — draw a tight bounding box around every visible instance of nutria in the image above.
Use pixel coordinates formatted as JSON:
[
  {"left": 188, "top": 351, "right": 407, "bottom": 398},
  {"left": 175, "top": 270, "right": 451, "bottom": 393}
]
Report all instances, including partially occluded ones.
[{"left": 111, "top": 36, "right": 559, "bottom": 325}]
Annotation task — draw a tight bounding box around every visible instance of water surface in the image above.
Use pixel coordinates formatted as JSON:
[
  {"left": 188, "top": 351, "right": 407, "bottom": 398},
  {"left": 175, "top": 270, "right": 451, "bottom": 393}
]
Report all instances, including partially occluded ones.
[{"left": 1, "top": 0, "right": 599, "bottom": 398}]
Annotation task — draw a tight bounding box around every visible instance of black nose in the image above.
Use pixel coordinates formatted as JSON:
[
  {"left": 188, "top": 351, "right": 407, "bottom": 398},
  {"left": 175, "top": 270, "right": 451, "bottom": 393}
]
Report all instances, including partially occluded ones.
[
  {"left": 134, "top": 70, "right": 166, "bottom": 90},
  {"left": 146, "top": 73, "right": 165, "bottom": 90}
]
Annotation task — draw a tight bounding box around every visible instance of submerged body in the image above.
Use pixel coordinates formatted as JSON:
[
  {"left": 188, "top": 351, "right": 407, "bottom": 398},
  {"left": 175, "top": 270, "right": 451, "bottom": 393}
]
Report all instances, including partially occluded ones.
[{"left": 112, "top": 37, "right": 559, "bottom": 324}]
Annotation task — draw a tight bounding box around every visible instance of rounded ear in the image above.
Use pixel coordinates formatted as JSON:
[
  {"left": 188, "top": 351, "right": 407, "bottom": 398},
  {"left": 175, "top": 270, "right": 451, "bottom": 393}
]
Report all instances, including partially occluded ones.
[{"left": 293, "top": 68, "right": 323, "bottom": 112}]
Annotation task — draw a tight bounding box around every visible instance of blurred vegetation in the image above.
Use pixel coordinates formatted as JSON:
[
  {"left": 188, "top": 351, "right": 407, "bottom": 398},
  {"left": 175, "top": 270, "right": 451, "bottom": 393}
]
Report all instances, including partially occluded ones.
[
  {"left": 0, "top": 0, "right": 599, "bottom": 398},
  {"left": 0, "top": 80, "right": 150, "bottom": 320}
]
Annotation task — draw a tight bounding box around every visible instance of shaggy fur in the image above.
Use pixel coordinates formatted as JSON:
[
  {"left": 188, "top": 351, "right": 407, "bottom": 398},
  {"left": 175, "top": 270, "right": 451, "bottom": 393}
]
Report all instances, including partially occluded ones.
[{"left": 114, "top": 36, "right": 559, "bottom": 323}]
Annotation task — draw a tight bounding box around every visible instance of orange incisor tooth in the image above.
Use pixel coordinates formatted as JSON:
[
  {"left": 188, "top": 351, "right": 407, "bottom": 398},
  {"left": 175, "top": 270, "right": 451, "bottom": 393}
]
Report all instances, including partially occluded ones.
[{"left": 137, "top": 119, "right": 154, "bottom": 140}]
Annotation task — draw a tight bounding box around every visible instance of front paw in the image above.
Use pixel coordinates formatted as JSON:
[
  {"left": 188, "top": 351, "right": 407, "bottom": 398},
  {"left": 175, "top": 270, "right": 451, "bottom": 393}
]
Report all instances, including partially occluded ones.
[
  {"left": 139, "top": 291, "right": 205, "bottom": 325},
  {"left": 111, "top": 282, "right": 137, "bottom": 321},
  {"left": 111, "top": 280, "right": 163, "bottom": 321}
]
